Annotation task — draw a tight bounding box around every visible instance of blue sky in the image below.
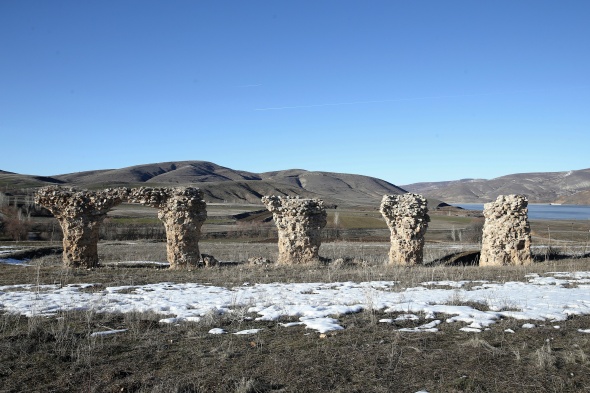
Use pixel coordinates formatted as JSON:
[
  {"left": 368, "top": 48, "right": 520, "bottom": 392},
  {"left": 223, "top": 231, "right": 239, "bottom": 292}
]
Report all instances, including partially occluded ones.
[{"left": 1, "top": 1, "right": 589, "bottom": 185}]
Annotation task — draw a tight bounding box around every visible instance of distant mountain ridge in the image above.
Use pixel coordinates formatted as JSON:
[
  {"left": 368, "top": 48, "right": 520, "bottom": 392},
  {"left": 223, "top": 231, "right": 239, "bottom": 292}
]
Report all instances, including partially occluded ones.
[
  {"left": 1, "top": 161, "right": 408, "bottom": 206},
  {"left": 8, "top": 161, "right": 587, "bottom": 205},
  {"left": 403, "top": 168, "right": 590, "bottom": 204}
]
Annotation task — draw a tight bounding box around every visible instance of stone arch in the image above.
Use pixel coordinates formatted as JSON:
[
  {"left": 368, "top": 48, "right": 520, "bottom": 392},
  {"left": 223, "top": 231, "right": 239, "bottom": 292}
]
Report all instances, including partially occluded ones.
[
  {"left": 35, "top": 186, "right": 207, "bottom": 269},
  {"left": 35, "top": 186, "right": 129, "bottom": 268}
]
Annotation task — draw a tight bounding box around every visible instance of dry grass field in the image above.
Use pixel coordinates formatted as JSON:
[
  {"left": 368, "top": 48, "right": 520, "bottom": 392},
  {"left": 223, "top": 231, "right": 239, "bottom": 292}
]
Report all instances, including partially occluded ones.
[{"left": 2, "top": 202, "right": 590, "bottom": 392}]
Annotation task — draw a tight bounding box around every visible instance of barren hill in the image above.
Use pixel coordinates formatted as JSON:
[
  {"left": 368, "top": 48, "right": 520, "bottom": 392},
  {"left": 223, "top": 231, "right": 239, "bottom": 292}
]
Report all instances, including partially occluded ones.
[
  {"left": 0, "top": 171, "right": 63, "bottom": 189},
  {"left": 403, "top": 168, "right": 590, "bottom": 204},
  {"left": 7, "top": 162, "right": 590, "bottom": 205},
  {"left": 52, "top": 161, "right": 261, "bottom": 185},
  {"left": 1, "top": 161, "right": 409, "bottom": 207},
  {"left": 261, "top": 170, "right": 407, "bottom": 205}
]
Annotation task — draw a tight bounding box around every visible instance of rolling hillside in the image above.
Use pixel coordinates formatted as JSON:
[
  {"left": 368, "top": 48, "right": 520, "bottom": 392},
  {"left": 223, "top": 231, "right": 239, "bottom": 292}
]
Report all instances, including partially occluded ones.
[
  {"left": 403, "top": 168, "right": 590, "bottom": 204},
  {"left": 1, "top": 161, "right": 408, "bottom": 206},
  {"left": 6, "top": 162, "right": 590, "bottom": 205}
]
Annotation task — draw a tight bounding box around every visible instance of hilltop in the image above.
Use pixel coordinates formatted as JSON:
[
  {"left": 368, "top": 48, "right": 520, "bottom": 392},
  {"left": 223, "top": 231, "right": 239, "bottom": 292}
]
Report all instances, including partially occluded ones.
[
  {"left": 6, "top": 162, "right": 590, "bottom": 206},
  {"left": 403, "top": 168, "right": 590, "bottom": 204},
  {"left": 1, "top": 161, "right": 410, "bottom": 207}
]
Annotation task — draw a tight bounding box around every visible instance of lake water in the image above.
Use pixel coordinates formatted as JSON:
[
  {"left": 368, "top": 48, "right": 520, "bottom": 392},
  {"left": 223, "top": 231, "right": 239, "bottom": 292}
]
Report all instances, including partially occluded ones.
[{"left": 452, "top": 203, "right": 590, "bottom": 220}]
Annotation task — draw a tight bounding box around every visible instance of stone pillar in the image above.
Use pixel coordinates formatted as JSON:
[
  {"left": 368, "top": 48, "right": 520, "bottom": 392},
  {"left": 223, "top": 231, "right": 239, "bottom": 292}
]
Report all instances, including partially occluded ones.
[
  {"left": 34, "top": 186, "right": 128, "bottom": 268},
  {"left": 129, "top": 187, "right": 207, "bottom": 269},
  {"left": 380, "top": 193, "right": 429, "bottom": 265},
  {"left": 262, "top": 196, "right": 327, "bottom": 264},
  {"left": 480, "top": 194, "right": 532, "bottom": 266}
]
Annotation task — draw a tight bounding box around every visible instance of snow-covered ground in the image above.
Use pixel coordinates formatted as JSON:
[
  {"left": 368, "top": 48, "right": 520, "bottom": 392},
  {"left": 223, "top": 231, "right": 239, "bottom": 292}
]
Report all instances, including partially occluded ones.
[
  {"left": 0, "top": 245, "right": 30, "bottom": 265},
  {"left": 2, "top": 271, "right": 590, "bottom": 334},
  {"left": 0, "top": 258, "right": 30, "bottom": 266},
  {"left": 0, "top": 245, "right": 26, "bottom": 256}
]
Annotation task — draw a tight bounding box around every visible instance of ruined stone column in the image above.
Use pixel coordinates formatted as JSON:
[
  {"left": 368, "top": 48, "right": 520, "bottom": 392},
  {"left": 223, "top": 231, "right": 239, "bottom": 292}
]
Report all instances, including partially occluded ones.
[
  {"left": 35, "top": 186, "right": 129, "bottom": 268},
  {"left": 262, "top": 196, "right": 327, "bottom": 264},
  {"left": 129, "top": 187, "right": 207, "bottom": 269},
  {"left": 480, "top": 194, "right": 532, "bottom": 266},
  {"left": 380, "top": 193, "right": 429, "bottom": 265}
]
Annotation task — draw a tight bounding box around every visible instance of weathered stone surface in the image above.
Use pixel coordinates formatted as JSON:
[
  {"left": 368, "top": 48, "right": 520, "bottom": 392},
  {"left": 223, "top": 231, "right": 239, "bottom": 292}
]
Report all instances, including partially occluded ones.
[
  {"left": 380, "top": 193, "right": 429, "bottom": 265},
  {"left": 262, "top": 196, "right": 327, "bottom": 264},
  {"left": 35, "top": 186, "right": 129, "bottom": 268},
  {"left": 128, "top": 187, "right": 207, "bottom": 270},
  {"left": 480, "top": 194, "right": 532, "bottom": 266}
]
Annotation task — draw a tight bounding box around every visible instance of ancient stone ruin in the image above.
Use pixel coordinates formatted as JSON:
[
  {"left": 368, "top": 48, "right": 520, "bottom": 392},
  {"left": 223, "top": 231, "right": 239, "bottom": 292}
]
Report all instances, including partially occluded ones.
[
  {"left": 35, "top": 186, "right": 129, "bottom": 268},
  {"left": 380, "top": 193, "right": 429, "bottom": 265},
  {"left": 262, "top": 196, "right": 327, "bottom": 264},
  {"left": 35, "top": 185, "right": 207, "bottom": 270},
  {"left": 128, "top": 187, "right": 207, "bottom": 270},
  {"left": 479, "top": 194, "right": 532, "bottom": 266}
]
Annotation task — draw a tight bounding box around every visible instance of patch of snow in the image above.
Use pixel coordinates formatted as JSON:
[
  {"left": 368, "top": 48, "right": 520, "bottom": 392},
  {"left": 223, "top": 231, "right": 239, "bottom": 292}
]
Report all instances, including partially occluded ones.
[
  {"left": 90, "top": 329, "right": 128, "bottom": 337},
  {"left": 504, "top": 329, "right": 515, "bottom": 333},
  {"left": 395, "top": 314, "right": 420, "bottom": 321},
  {"left": 419, "top": 320, "right": 441, "bottom": 329},
  {"left": 234, "top": 329, "right": 262, "bottom": 335},
  {"left": 3, "top": 272, "right": 590, "bottom": 334},
  {"left": 0, "top": 258, "right": 31, "bottom": 266},
  {"left": 280, "top": 322, "right": 305, "bottom": 327},
  {"left": 528, "top": 276, "right": 569, "bottom": 286},
  {"left": 578, "top": 329, "right": 590, "bottom": 334},
  {"left": 399, "top": 320, "right": 441, "bottom": 333},
  {"left": 159, "top": 318, "right": 181, "bottom": 324},
  {"left": 208, "top": 328, "right": 226, "bottom": 334},
  {"left": 300, "top": 317, "right": 344, "bottom": 333},
  {"left": 0, "top": 246, "right": 25, "bottom": 254},
  {"left": 460, "top": 327, "right": 481, "bottom": 333},
  {"left": 421, "top": 280, "right": 488, "bottom": 288},
  {"left": 522, "top": 323, "right": 536, "bottom": 329}
]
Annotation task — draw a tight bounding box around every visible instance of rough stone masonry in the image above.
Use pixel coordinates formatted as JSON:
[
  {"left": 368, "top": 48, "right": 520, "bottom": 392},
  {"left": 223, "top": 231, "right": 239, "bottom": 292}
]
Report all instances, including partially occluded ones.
[
  {"left": 35, "top": 186, "right": 129, "bottom": 268},
  {"left": 262, "top": 196, "right": 327, "bottom": 264},
  {"left": 480, "top": 194, "right": 532, "bottom": 266},
  {"left": 128, "top": 187, "right": 207, "bottom": 269},
  {"left": 380, "top": 193, "right": 429, "bottom": 265}
]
